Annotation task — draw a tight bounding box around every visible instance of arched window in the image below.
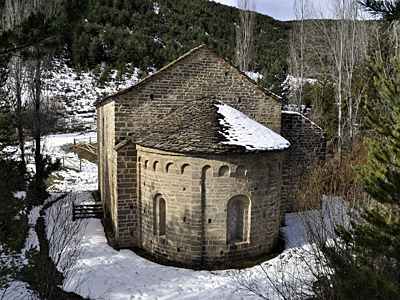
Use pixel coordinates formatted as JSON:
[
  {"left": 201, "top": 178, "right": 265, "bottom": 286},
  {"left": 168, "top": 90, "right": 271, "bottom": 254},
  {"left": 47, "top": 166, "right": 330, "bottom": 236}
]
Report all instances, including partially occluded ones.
[
  {"left": 159, "top": 198, "right": 166, "bottom": 236},
  {"left": 226, "top": 195, "right": 250, "bottom": 244},
  {"left": 153, "top": 194, "right": 166, "bottom": 236}
]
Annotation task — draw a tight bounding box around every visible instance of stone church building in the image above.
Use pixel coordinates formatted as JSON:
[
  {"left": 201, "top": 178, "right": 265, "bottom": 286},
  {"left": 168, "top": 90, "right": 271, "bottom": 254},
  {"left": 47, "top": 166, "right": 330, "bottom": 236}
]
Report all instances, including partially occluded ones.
[{"left": 95, "top": 45, "right": 325, "bottom": 265}]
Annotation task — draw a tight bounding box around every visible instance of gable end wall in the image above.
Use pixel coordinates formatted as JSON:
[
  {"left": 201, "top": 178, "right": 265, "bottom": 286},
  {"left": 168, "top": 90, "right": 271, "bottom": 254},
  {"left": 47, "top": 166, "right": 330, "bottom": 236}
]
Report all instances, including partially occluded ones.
[{"left": 112, "top": 48, "right": 281, "bottom": 143}]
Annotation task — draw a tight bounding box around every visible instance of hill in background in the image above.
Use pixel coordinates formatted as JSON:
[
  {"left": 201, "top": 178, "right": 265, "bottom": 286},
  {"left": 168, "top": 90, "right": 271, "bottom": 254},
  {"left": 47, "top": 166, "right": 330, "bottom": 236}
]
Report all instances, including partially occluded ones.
[{"left": 65, "top": 0, "right": 291, "bottom": 76}]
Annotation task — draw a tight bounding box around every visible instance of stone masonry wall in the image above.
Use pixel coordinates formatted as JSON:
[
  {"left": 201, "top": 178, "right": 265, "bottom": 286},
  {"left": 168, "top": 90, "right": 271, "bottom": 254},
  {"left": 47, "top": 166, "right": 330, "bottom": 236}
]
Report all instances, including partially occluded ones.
[
  {"left": 109, "top": 47, "right": 281, "bottom": 144},
  {"left": 98, "top": 102, "right": 119, "bottom": 239},
  {"left": 116, "top": 144, "right": 139, "bottom": 247},
  {"left": 280, "top": 112, "right": 326, "bottom": 215},
  {"left": 136, "top": 145, "right": 285, "bottom": 265}
]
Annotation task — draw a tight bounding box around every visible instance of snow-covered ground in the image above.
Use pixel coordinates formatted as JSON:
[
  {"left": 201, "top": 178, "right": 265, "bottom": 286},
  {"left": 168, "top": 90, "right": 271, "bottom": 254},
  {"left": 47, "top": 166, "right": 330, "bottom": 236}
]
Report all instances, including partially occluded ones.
[
  {"left": 58, "top": 214, "right": 319, "bottom": 300},
  {"left": 54, "top": 134, "right": 324, "bottom": 299},
  {"left": 1, "top": 131, "right": 341, "bottom": 300},
  {"left": 22, "top": 132, "right": 99, "bottom": 193}
]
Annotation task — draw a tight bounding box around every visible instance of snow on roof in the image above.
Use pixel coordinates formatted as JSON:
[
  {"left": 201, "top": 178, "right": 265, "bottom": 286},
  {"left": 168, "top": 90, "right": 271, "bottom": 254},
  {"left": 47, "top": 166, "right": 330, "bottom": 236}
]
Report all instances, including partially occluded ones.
[
  {"left": 281, "top": 110, "right": 322, "bottom": 130},
  {"left": 216, "top": 101, "right": 290, "bottom": 151}
]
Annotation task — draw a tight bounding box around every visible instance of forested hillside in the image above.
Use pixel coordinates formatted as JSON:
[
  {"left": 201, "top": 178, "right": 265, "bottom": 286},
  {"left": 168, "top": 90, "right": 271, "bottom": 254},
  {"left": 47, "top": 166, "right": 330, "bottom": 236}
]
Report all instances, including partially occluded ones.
[{"left": 65, "top": 0, "right": 291, "bottom": 74}]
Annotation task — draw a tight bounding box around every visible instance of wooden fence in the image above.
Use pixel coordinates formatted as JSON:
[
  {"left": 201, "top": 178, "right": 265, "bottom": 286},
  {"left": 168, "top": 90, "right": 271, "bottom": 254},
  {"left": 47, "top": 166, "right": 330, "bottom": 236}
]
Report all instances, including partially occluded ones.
[
  {"left": 74, "top": 136, "right": 97, "bottom": 145},
  {"left": 73, "top": 137, "right": 97, "bottom": 156},
  {"left": 26, "top": 155, "right": 82, "bottom": 172},
  {"left": 59, "top": 156, "right": 82, "bottom": 171}
]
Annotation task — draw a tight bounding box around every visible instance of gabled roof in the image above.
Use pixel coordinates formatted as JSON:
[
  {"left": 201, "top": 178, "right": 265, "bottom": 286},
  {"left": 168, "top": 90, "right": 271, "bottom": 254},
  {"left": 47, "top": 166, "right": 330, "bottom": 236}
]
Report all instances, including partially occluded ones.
[
  {"left": 115, "top": 96, "right": 289, "bottom": 154},
  {"left": 95, "top": 44, "right": 283, "bottom": 107}
]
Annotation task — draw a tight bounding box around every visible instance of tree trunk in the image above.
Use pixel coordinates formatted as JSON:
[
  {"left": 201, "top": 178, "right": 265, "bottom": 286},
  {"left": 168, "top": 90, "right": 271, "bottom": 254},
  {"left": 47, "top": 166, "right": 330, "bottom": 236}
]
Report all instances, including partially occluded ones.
[
  {"left": 34, "top": 59, "right": 42, "bottom": 178},
  {"left": 15, "top": 58, "right": 25, "bottom": 172},
  {"left": 235, "top": 0, "right": 256, "bottom": 72}
]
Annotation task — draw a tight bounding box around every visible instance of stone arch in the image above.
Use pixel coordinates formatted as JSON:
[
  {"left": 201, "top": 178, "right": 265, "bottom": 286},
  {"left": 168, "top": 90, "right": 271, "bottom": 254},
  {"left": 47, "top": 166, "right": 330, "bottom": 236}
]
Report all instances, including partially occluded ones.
[
  {"left": 218, "top": 165, "right": 229, "bottom": 177},
  {"left": 166, "top": 162, "right": 175, "bottom": 173},
  {"left": 153, "top": 161, "right": 159, "bottom": 172},
  {"left": 236, "top": 165, "right": 246, "bottom": 177},
  {"left": 181, "top": 163, "right": 191, "bottom": 175},
  {"left": 153, "top": 194, "right": 167, "bottom": 236},
  {"left": 226, "top": 195, "right": 251, "bottom": 244},
  {"left": 144, "top": 160, "right": 149, "bottom": 169}
]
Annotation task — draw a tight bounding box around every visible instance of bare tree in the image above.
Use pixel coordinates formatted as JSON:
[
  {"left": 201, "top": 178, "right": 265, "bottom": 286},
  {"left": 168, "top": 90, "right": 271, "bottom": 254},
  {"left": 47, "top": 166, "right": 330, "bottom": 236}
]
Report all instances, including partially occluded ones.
[
  {"left": 304, "top": 0, "right": 369, "bottom": 157},
  {"left": 235, "top": 0, "right": 256, "bottom": 72},
  {"left": 8, "top": 57, "right": 29, "bottom": 172},
  {"left": 230, "top": 143, "right": 370, "bottom": 299},
  {"left": 45, "top": 193, "right": 90, "bottom": 294},
  {"left": 289, "top": 0, "right": 312, "bottom": 112}
]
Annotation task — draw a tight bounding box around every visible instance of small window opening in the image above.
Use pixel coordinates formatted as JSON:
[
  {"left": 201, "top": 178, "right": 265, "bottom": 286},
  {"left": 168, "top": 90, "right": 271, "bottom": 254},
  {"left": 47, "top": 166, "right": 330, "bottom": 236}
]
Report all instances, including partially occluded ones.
[
  {"left": 183, "top": 217, "right": 186, "bottom": 222},
  {"left": 130, "top": 231, "right": 133, "bottom": 237},
  {"left": 130, "top": 205, "right": 134, "bottom": 209},
  {"left": 159, "top": 198, "right": 166, "bottom": 236},
  {"left": 208, "top": 219, "right": 211, "bottom": 223},
  {"left": 263, "top": 212, "right": 266, "bottom": 218},
  {"left": 183, "top": 187, "right": 186, "bottom": 191},
  {"left": 177, "top": 248, "right": 180, "bottom": 252},
  {"left": 225, "top": 71, "right": 228, "bottom": 76},
  {"left": 238, "top": 97, "right": 242, "bottom": 103},
  {"left": 150, "top": 94, "right": 154, "bottom": 99},
  {"left": 227, "top": 196, "right": 250, "bottom": 244},
  {"left": 220, "top": 251, "right": 224, "bottom": 255}
]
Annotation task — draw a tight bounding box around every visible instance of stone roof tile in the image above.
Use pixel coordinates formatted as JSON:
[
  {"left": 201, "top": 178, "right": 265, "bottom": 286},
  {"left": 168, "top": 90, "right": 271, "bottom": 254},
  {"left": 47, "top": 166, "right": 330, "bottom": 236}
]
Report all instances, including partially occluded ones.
[{"left": 122, "top": 96, "right": 287, "bottom": 154}]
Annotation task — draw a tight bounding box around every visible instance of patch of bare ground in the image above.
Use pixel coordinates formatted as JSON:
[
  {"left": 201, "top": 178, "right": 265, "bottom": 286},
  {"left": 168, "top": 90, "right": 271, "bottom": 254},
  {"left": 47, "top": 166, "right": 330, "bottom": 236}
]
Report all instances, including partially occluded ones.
[{"left": 70, "top": 144, "right": 97, "bottom": 164}]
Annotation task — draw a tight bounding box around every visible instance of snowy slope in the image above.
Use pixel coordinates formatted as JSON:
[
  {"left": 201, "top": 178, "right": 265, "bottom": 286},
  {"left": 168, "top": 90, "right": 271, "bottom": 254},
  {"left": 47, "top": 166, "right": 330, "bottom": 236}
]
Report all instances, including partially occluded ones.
[{"left": 8, "top": 59, "right": 142, "bottom": 132}]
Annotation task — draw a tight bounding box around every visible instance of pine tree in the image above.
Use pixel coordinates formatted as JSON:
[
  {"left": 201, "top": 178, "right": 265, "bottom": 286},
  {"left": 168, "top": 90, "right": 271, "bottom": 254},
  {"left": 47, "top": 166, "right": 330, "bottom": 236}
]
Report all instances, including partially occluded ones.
[
  {"left": 359, "top": 0, "right": 400, "bottom": 21},
  {"left": 319, "top": 54, "right": 400, "bottom": 299}
]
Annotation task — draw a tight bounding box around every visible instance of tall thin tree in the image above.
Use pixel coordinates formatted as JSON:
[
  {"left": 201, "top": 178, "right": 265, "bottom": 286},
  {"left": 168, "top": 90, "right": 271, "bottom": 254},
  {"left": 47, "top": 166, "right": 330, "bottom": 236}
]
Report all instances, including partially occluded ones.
[
  {"left": 290, "top": 0, "right": 312, "bottom": 111},
  {"left": 235, "top": 0, "right": 256, "bottom": 72}
]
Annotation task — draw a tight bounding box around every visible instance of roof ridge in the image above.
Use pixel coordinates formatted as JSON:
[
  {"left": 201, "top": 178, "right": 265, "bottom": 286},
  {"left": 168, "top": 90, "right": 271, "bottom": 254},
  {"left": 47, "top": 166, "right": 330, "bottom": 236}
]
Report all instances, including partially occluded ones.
[{"left": 95, "top": 45, "right": 283, "bottom": 107}]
